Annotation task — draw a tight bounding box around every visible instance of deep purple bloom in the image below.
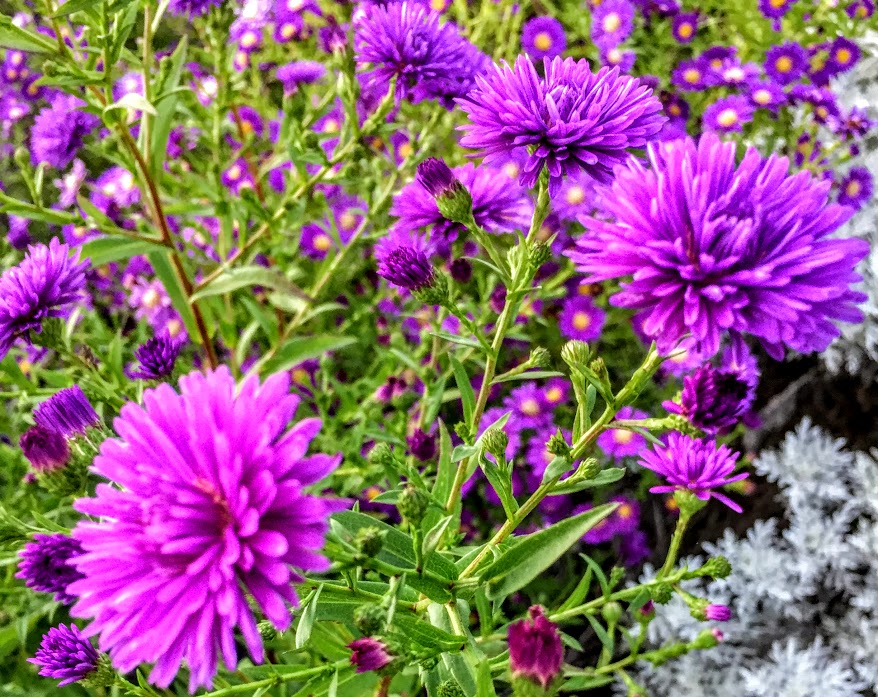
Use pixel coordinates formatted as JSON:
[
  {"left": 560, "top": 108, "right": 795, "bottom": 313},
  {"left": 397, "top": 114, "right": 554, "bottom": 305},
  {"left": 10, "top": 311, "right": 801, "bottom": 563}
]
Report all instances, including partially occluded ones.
[
  {"left": 354, "top": 2, "right": 490, "bottom": 106},
  {"left": 34, "top": 386, "right": 100, "bottom": 437},
  {"left": 758, "top": 0, "right": 796, "bottom": 19},
  {"left": 829, "top": 37, "right": 860, "bottom": 73},
  {"left": 168, "top": 0, "right": 219, "bottom": 17},
  {"left": 29, "top": 95, "right": 98, "bottom": 169},
  {"left": 68, "top": 368, "right": 342, "bottom": 691},
  {"left": 127, "top": 335, "right": 183, "bottom": 380},
  {"left": 702, "top": 95, "right": 754, "bottom": 132},
  {"left": 591, "top": 0, "right": 635, "bottom": 49},
  {"left": 17, "top": 533, "right": 85, "bottom": 604},
  {"left": 28, "top": 624, "right": 99, "bottom": 687},
  {"left": 558, "top": 295, "right": 605, "bottom": 341},
  {"left": 705, "top": 603, "right": 732, "bottom": 621},
  {"left": 20, "top": 426, "right": 70, "bottom": 471},
  {"left": 391, "top": 162, "right": 532, "bottom": 241},
  {"left": 508, "top": 606, "right": 563, "bottom": 689},
  {"left": 846, "top": 0, "right": 875, "bottom": 18},
  {"left": 375, "top": 228, "right": 435, "bottom": 291},
  {"left": 747, "top": 79, "right": 787, "bottom": 113},
  {"left": 838, "top": 167, "right": 873, "bottom": 210},
  {"left": 764, "top": 42, "right": 808, "bottom": 84},
  {"left": 458, "top": 55, "right": 665, "bottom": 195},
  {"left": 664, "top": 363, "right": 755, "bottom": 434},
  {"left": 407, "top": 429, "right": 437, "bottom": 461},
  {"left": 569, "top": 134, "right": 869, "bottom": 359},
  {"left": 639, "top": 433, "right": 747, "bottom": 512},
  {"left": 416, "top": 157, "right": 461, "bottom": 199},
  {"left": 521, "top": 16, "right": 567, "bottom": 60},
  {"left": 0, "top": 239, "right": 88, "bottom": 359},
  {"left": 276, "top": 61, "right": 326, "bottom": 93},
  {"left": 671, "top": 12, "right": 698, "bottom": 43},
  {"left": 671, "top": 58, "right": 709, "bottom": 91},
  {"left": 349, "top": 637, "right": 393, "bottom": 673}
]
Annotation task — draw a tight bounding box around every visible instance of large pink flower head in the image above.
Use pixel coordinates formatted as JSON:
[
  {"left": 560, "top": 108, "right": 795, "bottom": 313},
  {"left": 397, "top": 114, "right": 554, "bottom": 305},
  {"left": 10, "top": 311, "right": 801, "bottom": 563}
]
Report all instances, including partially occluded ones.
[
  {"left": 457, "top": 55, "right": 665, "bottom": 195},
  {"left": 68, "top": 367, "right": 341, "bottom": 691},
  {"left": 569, "top": 133, "right": 869, "bottom": 359}
]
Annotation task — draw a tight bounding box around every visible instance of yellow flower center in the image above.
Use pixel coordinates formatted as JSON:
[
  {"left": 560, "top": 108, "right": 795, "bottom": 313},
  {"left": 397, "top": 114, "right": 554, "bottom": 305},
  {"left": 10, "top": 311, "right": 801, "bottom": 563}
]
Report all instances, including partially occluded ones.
[
  {"left": 613, "top": 429, "right": 635, "bottom": 444},
  {"left": 668, "top": 103, "right": 682, "bottom": 116},
  {"left": 816, "top": 106, "right": 828, "bottom": 119},
  {"left": 683, "top": 68, "right": 701, "bottom": 83},
  {"left": 602, "top": 13, "right": 621, "bottom": 33},
  {"left": 724, "top": 67, "right": 745, "bottom": 82},
  {"left": 521, "top": 399, "right": 541, "bottom": 416},
  {"left": 607, "top": 48, "right": 623, "bottom": 64},
  {"left": 398, "top": 142, "right": 413, "bottom": 159},
  {"left": 835, "top": 48, "right": 852, "bottom": 64},
  {"left": 313, "top": 234, "right": 333, "bottom": 251},
  {"left": 846, "top": 180, "right": 861, "bottom": 197},
  {"left": 617, "top": 504, "right": 633, "bottom": 518},
  {"left": 565, "top": 186, "right": 585, "bottom": 205},
  {"left": 227, "top": 164, "right": 242, "bottom": 181},
  {"left": 716, "top": 108, "right": 739, "bottom": 128},
  {"left": 430, "top": 0, "right": 446, "bottom": 10},
  {"left": 365, "top": 486, "right": 381, "bottom": 501},
  {"left": 753, "top": 89, "right": 772, "bottom": 105},
  {"left": 323, "top": 118, "right": 340, "bottom": 133},
  {"left": 142, "top": 288, "right": 161, "bottom": 309},
  {"left": 292, "top": 368, "right": 310, "bottom": 384},
  {"left": 677, "top": 22, "right": 693, "bottom": 38},
  {"left": 503, "top": 162, "right": 520, "bottom": 179},
  {"left": 281, "top": 23, "right": 296, "bottom": 39},
  {"left": 770, "top": 0, "right": 785, "bottom": 7},
  {"left": 234, "top": 52, "right": 249, "bottom": 69},
  {"left": 775, "top": 56, "right": 793, "bottom": 73},
  {"left": 534, "top": 32, "right": 553, "bottom": 52},
  {"left": 167, "top": 319, "right": 183, "bottom": 338},
  {"left": 572, "top": 311, "right": 592, "bottom": 331},
  {"left": 339, "top": 212, "right": 357, "bottom": 231},
  {"left": 241, "top": 120, "right": 254, "bottom": 135},
  {"left": 287, "top": 0, "right": 303, "bottom": 9},
  {"left": 545, "top": 387, "right": 563, "bottom": 403}
]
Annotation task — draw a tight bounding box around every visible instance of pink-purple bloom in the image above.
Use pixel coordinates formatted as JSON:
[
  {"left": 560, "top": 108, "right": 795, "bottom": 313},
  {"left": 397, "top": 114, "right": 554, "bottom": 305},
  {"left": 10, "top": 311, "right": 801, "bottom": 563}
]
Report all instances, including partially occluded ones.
[
  {"left": 639, "top": 433, "right": 747, "bottom": 512},
  {"left": 0, "top": 238, "right": 89, "bottom": 360},
  {"left": 558, "top": 295, "right": 605, "bottom": 342},
  {"left": 17, "top": 533, "right": 85, "bottom": 605},
  {"left": 20, "top": 426, "right": 70, "bottom": 471},
  {"left": 702, "top": 95, "right": 754, "bottom": 133},
  {"left": 764, "top": 42, "right": 808, "bottom": 84},
  {"left": 458, "top": 55, "right": 665, "bottom": 195},
  {"left": 521, "top": 16, "right": 567, "bottom": 60},
  {"left": 664, "top": 363, "right": 755, "bottom": 434},
  {"left": 591, "top": 0, "right": 635, "bottom": 49},
  {"left": 508, "top": 606, "right": 563, "bottom": 689},
  {"left": 349, "top": 637, "right": 393, "bottom": 673},
  {"left": 569, "top": 134, "right": 869, "bottom": 359},
  {"left": 838, "top": 167, "right": 873, "bottom": 210},
  {"left": 29, "top": 95, "right": 98, "bottom": 169},
  {"left": 705, "top": 603, "right": 732, "bottom": 621},
  {"left": 28, "top": 624, "right": 99, "bottom": 687},
  {"left": 68, "top": 367, "right": 341, "bottom": 691}
]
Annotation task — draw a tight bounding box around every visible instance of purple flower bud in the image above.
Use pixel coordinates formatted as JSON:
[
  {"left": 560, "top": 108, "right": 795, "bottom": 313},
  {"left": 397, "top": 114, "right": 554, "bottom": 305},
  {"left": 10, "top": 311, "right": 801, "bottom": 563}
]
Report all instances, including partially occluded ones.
[
  {"left": 449, "top": 258, "right": 473, "bottom": 284},
  {"left": 33, "top": 386, "right": 100, "bottom": 437},
  {"left": 416, "top": 158, "right": 459, "bottom": 199},
  {"left": 664, "top": 364, "right": 755, "bottom": 434},
  {"left": 20, "top": 426, "right": 70, "bottom": 472},
  {"left": 508, "top": 606, "right": 563, "bottom": 689},
  {"left": 127, "top": 335, "right": 182, "bottom": 381},
  {"left": 377, "top": 246, "right": 435, "bottom": 291},
  {"left": 348, "top": 637, "right": 393, "bottom": 673},
  {"left": 407, "top": 430, "right": 437, "bottom": 461},
  {"left": 705, "top": 603, "right": 732, "bottom": 622},
  {"left": 28, "top": 624, "right": 99, "bottom": 687},
  {"left": 16, "top": 533, "right": 84, "bottom": 604}
]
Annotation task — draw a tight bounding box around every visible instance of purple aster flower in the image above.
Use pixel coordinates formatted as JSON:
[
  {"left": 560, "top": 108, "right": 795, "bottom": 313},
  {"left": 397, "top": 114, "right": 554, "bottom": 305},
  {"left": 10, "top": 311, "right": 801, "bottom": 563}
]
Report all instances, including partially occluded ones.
[
  {"left": 376, "top": 241, "right": 435, "bottom": 291},
  {"left": 28, "top": 624, "right": 99, "bottom": 687},
  {"left": 231, "top": 105, "right": 264, "bottom": 138},
  {"left": 838, "top": 167, "right": 873, "bottom": 210},
  {"left": 68, "top": 367, "right": 342, "bottom": 691},
  {"left": 541, "top": 378, "right": 570, "bottom": 407},
  {"left": 660, "top": 92, "right": 690, "bottom": 123},
  {"left": 29, "top": 95, "right": 98, "bottom": 169},
  {"left": 601, "top": 45, "right": 636, "bottom": 73},
  {"left": 639, "top": 433, "right": 747, "bottom": 512},
  {"left": 20, "top": 426, "right": 70, "bottom": 471},
  {"left": 764, "top": 42, "right": 808, "bottom": 84},
  {"left": 458, "top": 55, "right": 665, "bottom": 195},
  {"left": 168, "top": 0, "right": 219, "bottom": 17},
  {"left": 671, "top": 12, "right": 698, "bottom": 43},
  {"left": 598, "top": 406, "right": 647, "bottom": 458},
  {"left": 618, "top": 529, "right": 650, "bottom": 566},
  {"left": 847, "top": 0, "right": 875, "bottom": 18},
  {"left": 503, "top": 383, "right": 554, "bottom": 431},
  {"left": 671, "top": 58, "right": 708, "bottom": 91},
  {"left": 127, "top": 335, "right": 183, "bottom": 380},
  {"left": 34, "top": 386, "right": 101, "bottom": 437},
  {"left": 407, "top": 429, "right": 437, "bottom": 461},
  {"left": 591, "top": 0, "right": 635, "bottom": 49},
  {"left": 558, "top": 295, "right": 605, "bottom": 342},
  {"left": 553, "top": 172, "right": 596, "bottom": 222},
  {"left": 521, "top": 16, "right": 567, "bottom": 60},
  {"left": 746, "top": 79, "right": 787, "bottom": 112},
  {"left": 705, "top": 603, "right": 732, "bottom": 621},
  {"left": 416, "top": 157, "right": 463, "bottom": 199},
  {"left": 758, "top": 0, "right": 797, "bottom": 19},
  {"left": 355, "top": 2, "right": 490, "bottom": 106},
  {"left": 276, "top": 61, "right": 326, "bottom": 94},
  {"left": 578, "top": 495, "right": 641, "bottom": 544},
  {"left": 664, "top": 363, "right": 755, "bottom": 434},
  {"left": 221, "top": 158, "right": 255, "bottom": 194},
  {"left": 349, "top": 637, "right": 393, "bottom": 673},
  {"left": 703, "top": 95, "right": 754, "bottom": 132},
  {"left": 569, "top": 134, "right": 868, "bottom": 359},
  {"left": 113, "top": 72, "right": 144, "bottom": 102},
  {"left": 55, "top": 159, "right": 87, "bottom": 209},
  {"left": 708, "top": 59, "right": 759, "bottom": 88},
  {"left": 508, "top": 606, "right": 563, "bottom": 690},
  {"left": 300, "top": 193, "right": 365, "bottom": 259},
  {"left": 391, "top": 162, "right": 532, "bottom": 243},
  {"left": 829, "top": 37, "right": 860, "bottom": 73},
  {"left": 7, "top": 215, "right": 31, "bottom": 249},
  {"left": 0, "top": 239, "right": 88, "bottom": 360},
  {"left": 17, "top": 533, "right": 85, "bottom": 604},
  {"left": 701, "top": 45, "right": 737, "bottom": 70}
]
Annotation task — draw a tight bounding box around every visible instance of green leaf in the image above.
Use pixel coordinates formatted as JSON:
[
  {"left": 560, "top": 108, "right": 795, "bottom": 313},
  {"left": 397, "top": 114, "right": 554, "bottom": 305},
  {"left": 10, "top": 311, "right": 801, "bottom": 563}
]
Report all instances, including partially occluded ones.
[
  {"left": 579, "top": 553, "right": 610, "bottom": 597},
  {"left": 422, "top": 515, "right": 455, "bottom": 568},
  {"left": 560, "top": 674, "right": 614, "bottom": 691},
  {"left": 0, "top": 17, "right": 56, "bottom": 52},
  {"left": 262, "top": 335, "right": 357, "bottom": 374},
  {"left": 492, "top": 370, "right": 565, "bottom": 385},
  {"left": 392, "top": 614, "right": 466, "bottom": 652},
  {"left": 147, "top": 251, "right": 201, "bottom": 342},
  {"left": 81, "top": 236, "right": 164, "bottom": 266},
  {"left": 547, "top": 468, "right": 625, "bottom": 496},
  {"left": 628, "top": 587, "right": 652, "bottom": 614},
  {"left": 0, "top": 190, "right": 79, "bottom": 225},
  {"left": 428, "top": 331, "right": 484, "bottom": 350},
  {"left": 449, "top": 355, "right": 475, "bottom": 426},
  {"left": 476, "top": 660, "right": 498, "bottom": 697},
  {"left": 191, "top": 265, "right": 308, "bottom": 301},
  {"left": 51, "top": 0, "right": 100, "bottom": 16},
  {"left": 481, "top": 504, "right": 618, "bottom": 600},
  {"left": 586, "top": 613, "right": 613, "bottom": 653},
  {"left": 110, "top": 3, "right": 139, "bottom": 65},
  {"left": 541, "top": 454, "right": 574, "bottom": 485},
  {"left": 295, "top": 585, "right": 322, "bottom": 649}
]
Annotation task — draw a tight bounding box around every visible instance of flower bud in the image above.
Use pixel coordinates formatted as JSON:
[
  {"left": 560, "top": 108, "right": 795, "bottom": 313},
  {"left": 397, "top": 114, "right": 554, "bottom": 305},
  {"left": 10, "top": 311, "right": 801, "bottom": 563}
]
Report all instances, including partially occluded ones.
[
  {"left": 354, "top": 603, "right": 386, "bottom": 635},
  {"left": 690, "top": 628, "right": 721, "bottom": 650},
  {"left": 79, "top": 654, "right": 116, "bottom": 689},
  {"left": 258, "top": 620, "right": 280, "bottom": 641},
  {"left": 577, "top": 458, "right": 601, "bottom": 479},
  {"left": 33, "top": 386, "right": 101, "bottom": 438},
  {"left": 438, "top": 680, "right": 467, "bottom": 697},
  {"left": 407, "top": 430, "right": 437, "bottom": 462},
  {"left": 377, "top": 245, "right": 435, "bottom": 292},
  {"left": 348, "top": 637, "right": 393, "bottom": 673},
  {"left": 637, "top": 600, "right": 656, "bottom": 621},
  {"left": 353, "top": 527, "right": 386, "bottom": 558},
  {"left": 545, "top": 429, "right": 571, "bottom": 459},
  {"left": 508, "top": 606, "right": 563, "bottom": 691},
  {"left": 695, "top": 556, "right": 732, "bottom": 580},
  {"left": 650, "top": 582, "right": 674, "bottom": 605},
  {"left": 528, "top": 241, "right": 552, "bottom": 271},
  {"left": 20, "top": 426, "right": 69, "bottom": 472},
  {"left": 561, "top": 340, "right": 590, "bottom": 369},
  {"left": 482, "top": 428, "right": 509, "bottom": 463},
  {"left": 397, "top": 485, "right": 430, "bottom": 526},
  {"left": 368, "top": 442, "right": 394, "bottom": 467},
  {"left": 412, "top": 270, "right": 450, "bottom": 307},
  {"left": 528, "top": 347, "right": 551, "bottom": 368},
  {"left": 449, "top": 258, "right": 472, "bottom": 284},
  {"left": 601, "top": 601, "right": 623, "bottom": 624},
  {"left": 417, "top": 158, "right": 473, "bottom": 224}
]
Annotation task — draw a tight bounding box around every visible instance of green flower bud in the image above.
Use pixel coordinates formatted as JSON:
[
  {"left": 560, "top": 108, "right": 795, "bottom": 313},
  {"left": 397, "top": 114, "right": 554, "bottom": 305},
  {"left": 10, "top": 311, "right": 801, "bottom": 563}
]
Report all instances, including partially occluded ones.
[
  {"left": 674, "top": 489, "right": 708, "bottom": 517},
  {"left": 608, "top": 566, "right": 626, "bottom": 591},
  {"left": 397, "top": 485, "right": 430, "bottom": 526},
  {"left": 546, "top": 429, "right": 571, "bottom": 459},
  {"left": 80, "top": 654, "right": 116, "bottom": 689},
  {"left": 650, "top": 582, "right": 674, "bottom": 605},
  {"left": 412, "top": 271, "right": 450, "bottom": 307},
  {"left": 354, "top": 603, "right": 386, "bottom": 635},
  {"left": 560, "top": 340, "right": 590, "bottom": 369},
  {"left": 258, "top": 620, "right": 280, "bottom": 641},
  {"left": 528, "top": 347, "right": 551, "bottom": 368},
  {"left": 665, "top": 413, "right": 705, "bottom": 438},
  {"left": 601, "top": 600, "right": 624, "bottom": 625},
  {"left": 528, "top": 241, "right": 552, "bottom": 271},
  {"left": 368, "top": 442, "right": 394, "bottom": 467},
  {"left": 482, "top": 428, "right": 509, "bottom": 463},
  {"left": 577, "top": 458, "right": 601, "bottom": 479},
  {"left": 690, "top": 628, "right": 722, "bottom": 650},
  {"left": 353, "top": 527, "right": 386, "bottom": 558},
  {"left": 695, "top": 556, "right": 732, "bottom": 580},
  {"left": 438, "top": 680, "right": 467, "bottom": 697}
]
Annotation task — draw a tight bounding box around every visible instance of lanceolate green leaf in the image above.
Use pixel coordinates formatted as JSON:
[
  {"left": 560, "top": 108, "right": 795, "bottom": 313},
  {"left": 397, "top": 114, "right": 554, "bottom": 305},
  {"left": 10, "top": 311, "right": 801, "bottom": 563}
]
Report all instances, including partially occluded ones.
[
  {"left": 190, "top": 264, "right": 309, "bottom": 301},
  {"left": 480, "top": 503, "right": 619, "bottom": 600},
  {"left": 147, "top": 251, "right": 201, "bottom": 342},
  {"left": 81, "top": 236, "right": 165, "bottom": 266},
  {"left": 262, "top": 335, "right": 357, "bottom": 374}
]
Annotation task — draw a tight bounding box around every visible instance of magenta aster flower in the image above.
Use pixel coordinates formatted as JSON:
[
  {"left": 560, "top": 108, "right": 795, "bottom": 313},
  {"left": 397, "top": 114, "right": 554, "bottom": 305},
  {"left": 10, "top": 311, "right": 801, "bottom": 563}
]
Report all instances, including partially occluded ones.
[
  {"left": 354, "top": 2, "right": 490, "bottom": 106},
  {"left": 747, "top": 80, "right": 787, "bottom": 113},
  {"left": 68, "top": 367, "right": 341, "bottom": 691},
  {"left": 28, "top": 624, "right": 100, "bottom": 687},
  {"left": 601, "top": 45, "right": 636, "bottom": 73},
  {"left": 671, "top": 58, "right": 709, "bottom": 91},
  {"left": 17, "top": 533, "right": 85, "bottom": 605},
  {"left": 664, "top": 363, "right": 755, "bottom": 434},
  {"left": 591, "top": 0, "right": 635, "bottom": 49},
  {"left": 639, "top": 433, "right": 746, "bottom": 512},
  {"left": 705, "top": 603, "right": 732, "bottom": 621},
  {"left": 0, "top": 239, "right": 88, "bottom": 360},
  {"left": 569, "top": 134, "right": 869, "bottom": 359},
  {"left": 349, "top": 637, "right": 393, "bottom": 673},
  {"left": 458, "top": 55, "right": 665, "bottom": 195},
  {"left": 508, "top": 606, "right": 563, "bottom": 689},
  {"left": 838, "top": 167, "right": 873, "bottom": 210},
  {"left": 558, "top": 295, "right": 605, "bottom": 342},
  {"left": 764, "top": 42, "right": 808, "bottom": 84},
  {"left": 671, "top": 12, "right": 698, "bottom": 43},
  {"left": 521, "top": 16, "right": 566, "bottom": 60},
  {"left": 702, "top": 95, "right": 754, "bottom": 133},
  {"left": 29, "top": 94, "right": 98, "bottom": 169}
]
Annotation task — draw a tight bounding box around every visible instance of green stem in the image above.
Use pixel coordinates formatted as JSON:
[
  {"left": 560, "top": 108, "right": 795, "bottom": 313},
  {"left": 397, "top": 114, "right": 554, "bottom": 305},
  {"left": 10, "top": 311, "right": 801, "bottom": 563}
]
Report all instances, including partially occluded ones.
[
  {"left": 198, "top": 660, "right": 348, "bottom": 696},
  {"left": 659, "top": 511, "right": 691, "bottom": 579}
]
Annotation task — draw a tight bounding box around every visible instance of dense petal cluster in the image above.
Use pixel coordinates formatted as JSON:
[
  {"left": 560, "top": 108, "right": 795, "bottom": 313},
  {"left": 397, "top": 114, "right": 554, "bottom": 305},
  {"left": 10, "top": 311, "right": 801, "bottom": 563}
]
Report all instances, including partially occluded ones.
[
  {"left": 28, "top": 624, "right": 99, "bottom": 687},
  {"left": 29, "top": 95, "right": 98, "bottom": 169},
  {"left": 458, "top": 55, "right": 665, "bottom": 195},
  {"left": 376, "top": 244, "right": 434, "bottom": 291},
  {"left": 639, "top": 433, "right": 747, "bottom": 511},
  {"left": 569, "top": 134, "right": 869, "bottom": 359},
  {"left": 349, "top": 637, "right": 393, "bottom": 673},
  {"left": 68, "top": 367, "right": 341, "bottom": 691},
  {"left": 17, "top": 533, "right": 85, "bottom": 604},
  {"left": 34, "top": 385, "right": 101, "bottom": 437},
  {"left": 0, "top": 239, "right": 89, "bottom": 360},
  {"left": 20, "top": 425, "right": 70, "bottom": 471},
  {"left": 508, "top": 605, "right": 563, "bottom": 688},
  {"left": 354, "top": 2, "right": 490, "bottom": 106},
  {"left": 665, "top": 363, "right": 755, "bottom": 434},
  {"left": 127, "top": 335, "right": 183, "bottom": 380}
]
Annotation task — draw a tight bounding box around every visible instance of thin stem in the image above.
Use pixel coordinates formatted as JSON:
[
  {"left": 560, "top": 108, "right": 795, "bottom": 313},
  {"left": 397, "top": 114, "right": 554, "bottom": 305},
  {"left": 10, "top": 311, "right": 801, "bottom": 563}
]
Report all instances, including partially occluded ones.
[
  {"left": 198, "top": 660, "right": 348, "bottom": 696},
  {"left": 659, "top": 511, "right": 691, "bottom": 579}
]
